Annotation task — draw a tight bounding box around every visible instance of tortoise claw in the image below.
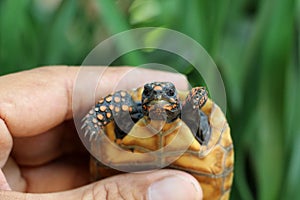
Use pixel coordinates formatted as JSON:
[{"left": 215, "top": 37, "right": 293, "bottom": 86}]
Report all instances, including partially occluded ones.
[
  {"left": 84, "top": 129, "right": 89, "bottom": 138},
  {"left": 81, "top": 122, "right": 87, "bottom": 130},
  {"left": 89, "top": 131, "right": 96, "bottom": 141}
]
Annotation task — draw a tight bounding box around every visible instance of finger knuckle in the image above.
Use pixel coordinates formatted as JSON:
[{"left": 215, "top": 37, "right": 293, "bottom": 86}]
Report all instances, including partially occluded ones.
[{"left": 83, "top": 181, "right": 136, "bottom": 200}]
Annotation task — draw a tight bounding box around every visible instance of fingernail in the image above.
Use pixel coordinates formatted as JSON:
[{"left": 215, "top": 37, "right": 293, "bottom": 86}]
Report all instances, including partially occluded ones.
[{"left": 147, "top": 175, "right": 201, "bottom": 200}]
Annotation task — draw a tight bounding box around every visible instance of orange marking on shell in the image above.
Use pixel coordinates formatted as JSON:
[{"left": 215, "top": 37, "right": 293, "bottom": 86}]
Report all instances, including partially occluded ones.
[
  {"left": 106, "top": 112, "right": 112, "bottom": 118},
  {"left": 122, "top": 105, "right": 129, "bottom": 111},
  {"left": 129, "top": 107, "right": 133, "bottom": 112},
  {"left": 114, "top": 96, "right": 121, "bottom": 103},
  {"left": 100, "top": 106, "right": 106, "bottom": 112},
  {"left": 97, "top": 114, "right": 104, "bottom": 120},
  {"left": 92, "top": 118, "right": 98, "bottom": 124}
]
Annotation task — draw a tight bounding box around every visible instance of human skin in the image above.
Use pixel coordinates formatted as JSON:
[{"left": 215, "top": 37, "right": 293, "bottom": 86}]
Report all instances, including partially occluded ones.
[{"left": 0, "top": 66, "right": 202, "bottom": 200}]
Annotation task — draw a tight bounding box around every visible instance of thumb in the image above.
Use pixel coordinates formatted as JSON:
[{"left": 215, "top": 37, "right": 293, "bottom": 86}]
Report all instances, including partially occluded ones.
[{"left": 0, "top": 170, "right": 202, "bottom": 200}]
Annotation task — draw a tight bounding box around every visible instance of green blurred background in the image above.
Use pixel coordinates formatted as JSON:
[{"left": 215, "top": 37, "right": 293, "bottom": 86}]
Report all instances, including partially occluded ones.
[{"left": 0, "top": 0, "right": 299, "bottom": 199}]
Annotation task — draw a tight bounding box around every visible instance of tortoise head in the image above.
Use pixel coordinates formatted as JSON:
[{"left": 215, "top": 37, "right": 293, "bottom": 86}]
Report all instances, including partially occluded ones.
[{"left": 142, "top": 82, "right": 181, "bottom": 122}]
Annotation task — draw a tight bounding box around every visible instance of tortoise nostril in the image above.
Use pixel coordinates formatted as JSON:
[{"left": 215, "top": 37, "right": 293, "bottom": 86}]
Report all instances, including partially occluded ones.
[{"left": 153, "top": 90, "right": 163, "bottom": 98}]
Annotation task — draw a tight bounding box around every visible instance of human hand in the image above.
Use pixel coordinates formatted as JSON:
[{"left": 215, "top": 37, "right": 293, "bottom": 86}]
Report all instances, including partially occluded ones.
[{"left": 0, "top": 66, "right": 202, "bottom": 200}]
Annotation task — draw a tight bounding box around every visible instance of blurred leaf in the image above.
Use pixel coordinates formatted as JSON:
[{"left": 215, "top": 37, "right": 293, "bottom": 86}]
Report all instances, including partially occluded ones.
[
  {"left": 95, "top": 0, "right": 145, "bottom": 65},
  {"left": 281, "top": 2, "right": 300, "bottom": 197},
  {"left": 217, "top": 2, "right": 253, "bottom": 114},
  {"left": 282, "top": 63, "right": 300, "bottom": 199},
  {"left": 43, "top": 0, "right": 77, "bottom": 64},
  {"left": 250, "top": 0, "right": 294, "bottom": 199},
  {"left": 175, "top": 1, "right": 206, "bottom": 48},
  {"left": 0, "top": 0, "right": 37, "bottom": 74},
  {"left": 283, "top": 133, "right": 300, "bottom": 199},
  {"left": 129, "top": 0, "right": 161, "bottom": 25}
]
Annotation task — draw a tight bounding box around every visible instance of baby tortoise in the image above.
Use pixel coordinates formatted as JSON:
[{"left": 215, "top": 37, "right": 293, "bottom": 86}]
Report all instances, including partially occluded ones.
[{"left": 82, "top": 82, "right": 234, "bottom": 200}]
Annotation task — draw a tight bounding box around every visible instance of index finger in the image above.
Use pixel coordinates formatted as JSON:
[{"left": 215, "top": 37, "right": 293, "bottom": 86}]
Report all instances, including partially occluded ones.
[{"left": 0, "top": 66, "right": 188, "bottom": 138}]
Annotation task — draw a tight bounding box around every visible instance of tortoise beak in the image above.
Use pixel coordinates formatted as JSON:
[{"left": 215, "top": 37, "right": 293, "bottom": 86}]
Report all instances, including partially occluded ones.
[
  {"left": 147, "top": 100, "right": 168, "bottom": 120},
  {"left": 143, "top": 100, "right": 180, "bottom": 122}
]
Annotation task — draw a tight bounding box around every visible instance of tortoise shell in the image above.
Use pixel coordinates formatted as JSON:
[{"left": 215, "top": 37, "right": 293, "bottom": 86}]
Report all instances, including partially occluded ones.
[{"left": 82, "top": 82, "right": 234, "bottom": 200}]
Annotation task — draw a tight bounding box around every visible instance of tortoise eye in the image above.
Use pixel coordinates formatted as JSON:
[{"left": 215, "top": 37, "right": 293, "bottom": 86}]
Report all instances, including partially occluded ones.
[
  {"left": 166, "top": 88, "right": 175, "bottom": 96},
  {"left": 143, "top": 85, "right": 152, "bottom": 96}
]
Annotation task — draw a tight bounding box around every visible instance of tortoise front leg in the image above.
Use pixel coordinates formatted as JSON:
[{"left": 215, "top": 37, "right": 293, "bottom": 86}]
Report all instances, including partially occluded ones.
[
  {"left": 81, "top": 90, "right": 142, "bottom": 141},
  {"left": 81, "top": 90, "right": 143, "bottom": 181},
  {"left": 181, "top": 87, "right": 211, "bottom": 145}
]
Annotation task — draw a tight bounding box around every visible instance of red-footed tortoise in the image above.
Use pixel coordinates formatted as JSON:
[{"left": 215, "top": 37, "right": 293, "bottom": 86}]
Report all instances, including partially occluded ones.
[{"left": 82, "top": 82, "right": 234, "bottom": 200}]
